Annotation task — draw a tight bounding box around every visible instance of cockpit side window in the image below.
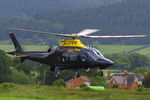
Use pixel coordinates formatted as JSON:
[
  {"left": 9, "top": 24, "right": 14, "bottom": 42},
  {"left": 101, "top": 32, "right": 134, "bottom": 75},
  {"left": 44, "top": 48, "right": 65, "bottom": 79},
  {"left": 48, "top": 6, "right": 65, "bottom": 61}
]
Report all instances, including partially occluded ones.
[{"left": 62, "top": 49, "right": 88, "bottom": 62}]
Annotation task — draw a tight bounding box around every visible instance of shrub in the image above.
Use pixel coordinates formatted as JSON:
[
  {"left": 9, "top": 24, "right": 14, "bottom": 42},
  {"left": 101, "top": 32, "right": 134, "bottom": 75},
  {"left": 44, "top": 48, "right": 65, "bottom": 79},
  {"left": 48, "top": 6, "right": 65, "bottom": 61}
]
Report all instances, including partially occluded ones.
[
  {"left": 10, "top": 69, "right": 34, "bottom": 84},
  {"left": 0, "top": 82, "right": 15, "bottom": 90},
  {"left": 52, "top": 79, "right": 65, "bottom": 87},
  {"left": 136, "top": 85, "right": 144, "bottom": 92},
  {"left": 80, "top": 84, "right": 87, "bottom": 88},
  {"left": 112, "top": 84, "right": 119, "bottom": 88},
  {"left": 81, "top": 86, "right": 93, "bottom": 91}
]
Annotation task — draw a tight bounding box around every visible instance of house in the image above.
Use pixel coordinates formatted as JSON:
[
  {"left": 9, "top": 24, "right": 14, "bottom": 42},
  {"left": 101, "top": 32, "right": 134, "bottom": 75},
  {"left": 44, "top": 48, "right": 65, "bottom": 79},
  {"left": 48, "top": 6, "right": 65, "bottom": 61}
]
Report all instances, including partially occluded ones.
[
  {"left": 66, "top": 76, "right": 91, "bottom": 88},
  {"left": 107, "top": 73, "right": 144, "bottom": 89}
]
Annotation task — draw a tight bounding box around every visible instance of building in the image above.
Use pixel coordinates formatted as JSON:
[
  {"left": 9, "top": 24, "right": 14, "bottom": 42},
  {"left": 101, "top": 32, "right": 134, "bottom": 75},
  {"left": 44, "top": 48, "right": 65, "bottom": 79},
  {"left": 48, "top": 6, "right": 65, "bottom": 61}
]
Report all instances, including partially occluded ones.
[
  {"left": 107, "top": 73, "right": 144, "bottom": 89},
  {"left": 66, "top": 76, "right": 91, "bottom": 88}
]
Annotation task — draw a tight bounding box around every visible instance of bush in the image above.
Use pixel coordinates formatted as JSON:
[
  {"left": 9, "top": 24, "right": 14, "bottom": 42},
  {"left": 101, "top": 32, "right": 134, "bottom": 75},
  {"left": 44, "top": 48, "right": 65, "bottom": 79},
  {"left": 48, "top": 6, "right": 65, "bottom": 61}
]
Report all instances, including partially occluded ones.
[
  {"left": 136, "top": 85, "right": 144, "bottom": 92},
  {"left": 80, "top": 84, "right": 87, "bottom": 88},
  {"left": 52, "top": 79, "right": 65, "bottom": 87},
  {"left": 0, "top": 82, "right": 15, "bottom": 90},
  {"left": 90, "top": 76, "right": 107, "bottom": 86},
  {"left": 81, "top": 86, "right": 93, "bottom": 91},
  {"left": 10, "top": 69, "right": 34, "bottom": 84},
  {"left": 112, "top": 84, "right": 119, "bottom": 88}
]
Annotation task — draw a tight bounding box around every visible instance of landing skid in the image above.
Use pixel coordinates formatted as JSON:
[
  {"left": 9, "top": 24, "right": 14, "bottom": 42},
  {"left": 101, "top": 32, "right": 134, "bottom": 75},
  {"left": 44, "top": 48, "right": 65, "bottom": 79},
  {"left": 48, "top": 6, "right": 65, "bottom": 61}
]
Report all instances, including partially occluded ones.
[
  {"left": 55, "top": 67, "right": 60, "bottom": 78},
  {"left": 75, "top": 72, "right": 81, "bottom": 78},
  {"left": 99, "top": 71, "right": 104, "bottom": 77}
]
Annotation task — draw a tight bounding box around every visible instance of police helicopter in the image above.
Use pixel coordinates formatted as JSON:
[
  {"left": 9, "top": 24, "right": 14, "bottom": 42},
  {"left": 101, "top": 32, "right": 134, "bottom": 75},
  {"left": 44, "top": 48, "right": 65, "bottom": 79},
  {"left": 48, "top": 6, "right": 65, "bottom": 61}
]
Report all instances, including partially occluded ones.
[{"left": 7, "top": 28, "right": 146, "bottom": 77}]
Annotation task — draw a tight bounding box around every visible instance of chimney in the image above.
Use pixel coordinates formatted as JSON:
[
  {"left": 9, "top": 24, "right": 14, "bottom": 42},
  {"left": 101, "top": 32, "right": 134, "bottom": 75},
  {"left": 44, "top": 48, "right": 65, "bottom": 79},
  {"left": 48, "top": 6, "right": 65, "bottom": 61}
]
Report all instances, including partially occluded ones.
[{"left": 124, "top": 70, "right": 129, "bottom": 76}]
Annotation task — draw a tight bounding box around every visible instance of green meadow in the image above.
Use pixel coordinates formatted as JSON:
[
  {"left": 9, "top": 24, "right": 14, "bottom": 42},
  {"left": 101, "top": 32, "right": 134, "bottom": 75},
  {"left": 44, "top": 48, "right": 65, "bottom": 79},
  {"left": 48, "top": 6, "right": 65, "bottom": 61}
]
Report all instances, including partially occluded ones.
[
  {"left": 0, "top": 45, "right": 49, "bottom": 52},
  {"left": 135, "top": 47, "right": 150, "bottom": 57},
  {"left": 0, "top": 84, "right": 150, "bottom": 100},
  {"left": 96, "top": 45, "right": 143, "bottom": 54}
]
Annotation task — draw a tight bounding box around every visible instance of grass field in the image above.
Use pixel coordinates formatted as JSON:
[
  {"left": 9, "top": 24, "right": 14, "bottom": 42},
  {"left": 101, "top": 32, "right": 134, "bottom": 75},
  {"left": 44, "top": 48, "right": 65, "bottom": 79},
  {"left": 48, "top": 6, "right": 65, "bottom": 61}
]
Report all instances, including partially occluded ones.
[
  {"left": 0, "top": 45, "right": 49, "bottom": 52},
  {"left": 0, "top": 97, "right": 36, "bottom": 100},
  {"left": 135, "top": 47, "right": 150, "bottom": 56},
  {"left": 96, "top": 45, "right": 143, "bottom": 54},
  {"left": 0, "top": 84, "right": 150, "bottom": 100}
]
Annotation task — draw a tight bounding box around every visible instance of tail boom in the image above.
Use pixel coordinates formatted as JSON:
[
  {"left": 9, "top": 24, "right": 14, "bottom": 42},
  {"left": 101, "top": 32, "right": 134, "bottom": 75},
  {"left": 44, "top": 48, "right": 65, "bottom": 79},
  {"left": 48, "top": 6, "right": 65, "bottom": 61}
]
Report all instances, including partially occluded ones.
[{"left": 9, "top": 33, "right": 23, "bottom": 52}]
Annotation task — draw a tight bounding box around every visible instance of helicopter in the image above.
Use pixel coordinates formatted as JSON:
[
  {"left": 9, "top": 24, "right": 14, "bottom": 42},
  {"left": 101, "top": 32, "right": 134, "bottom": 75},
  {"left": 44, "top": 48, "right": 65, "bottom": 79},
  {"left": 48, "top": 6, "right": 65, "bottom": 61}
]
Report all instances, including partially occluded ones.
[{"left": 7, "top": 28, "right": 146, "bottom": 77}]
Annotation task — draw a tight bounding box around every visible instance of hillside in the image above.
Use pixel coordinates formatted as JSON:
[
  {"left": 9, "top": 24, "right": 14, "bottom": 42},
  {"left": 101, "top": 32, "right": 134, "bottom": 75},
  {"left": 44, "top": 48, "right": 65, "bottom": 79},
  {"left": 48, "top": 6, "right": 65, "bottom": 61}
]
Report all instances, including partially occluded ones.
[
  {"left": 0, "top": 0, "right": 150, "bottom": 45},
  {"left": 33, "top": 0, "right": 150, "bottom": 44},
  {"left": 0, "top": 0, "right": 118, "bottom": 17}
]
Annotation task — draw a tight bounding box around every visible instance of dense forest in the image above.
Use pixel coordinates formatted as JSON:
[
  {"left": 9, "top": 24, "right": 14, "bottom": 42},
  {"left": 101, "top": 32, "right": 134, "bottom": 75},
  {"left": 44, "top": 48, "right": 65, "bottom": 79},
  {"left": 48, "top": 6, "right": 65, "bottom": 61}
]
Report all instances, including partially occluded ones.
[
  {"left": 0, "top": 0, "right": 150, "bottom": 45},
  {"left": 0, "top": 0, "right": 118, "bottom": 17}
]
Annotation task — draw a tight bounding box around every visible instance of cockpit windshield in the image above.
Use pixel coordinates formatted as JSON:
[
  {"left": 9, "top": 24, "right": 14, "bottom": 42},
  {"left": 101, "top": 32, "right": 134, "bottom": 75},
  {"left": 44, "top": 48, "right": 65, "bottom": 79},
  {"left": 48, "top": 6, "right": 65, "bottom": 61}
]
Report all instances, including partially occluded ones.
[
  {"left": 92, "top": 48, "right": 104, "bottom": 57},
  {"left": 84, "top": 47, "right": 104, "bottom": 60}
]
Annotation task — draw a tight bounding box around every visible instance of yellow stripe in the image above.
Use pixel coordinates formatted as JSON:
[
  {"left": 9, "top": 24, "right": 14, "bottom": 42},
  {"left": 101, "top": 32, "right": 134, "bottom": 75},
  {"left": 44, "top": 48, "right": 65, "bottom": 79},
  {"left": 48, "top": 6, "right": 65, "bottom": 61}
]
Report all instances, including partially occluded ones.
[
  {"left": 59, "top": 39, "right": 86, "bottom": 47},
  {"left": 67, "top": 49, "right": 81, "bottom": 52}
]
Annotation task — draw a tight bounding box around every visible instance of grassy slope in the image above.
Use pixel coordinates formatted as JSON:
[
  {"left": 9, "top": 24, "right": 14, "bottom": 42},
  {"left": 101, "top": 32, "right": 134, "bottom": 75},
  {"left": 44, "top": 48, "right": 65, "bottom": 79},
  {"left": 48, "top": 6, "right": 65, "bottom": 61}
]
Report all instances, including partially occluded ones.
[
  {"left": 135, "top": 47, "right": 150, "bottom": 57},
  {"left": 0, "top": 84, "right": 150, "bottom": 100},
  {"left": 0, "top": 45, "right": 49, "bottom": 52},
  {"left": 96, "top": 45, "right": 143, "bottom": 54}
]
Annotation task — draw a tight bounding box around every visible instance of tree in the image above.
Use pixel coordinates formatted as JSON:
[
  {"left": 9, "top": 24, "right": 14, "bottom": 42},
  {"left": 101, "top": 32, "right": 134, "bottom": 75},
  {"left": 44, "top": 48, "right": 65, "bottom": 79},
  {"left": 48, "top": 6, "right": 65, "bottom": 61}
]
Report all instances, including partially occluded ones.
[
  {"left": 134, "top": 67, "right": 150, "bottom": 74},
  {"left": 127, "top": 53, "right": 150, "bottom": 71},
  {"left": 9, "top": 69, "right": 34, "bottom": 84},
  {"left": 59, "top": 70, "right": 74, "bottom": 81},
  {"left": 0, "top": 50, "right": 12, "bottom": 83},
  {"left": 143, "top": 72, "right": 150, "bottom": 88},
  {"left": 106, "top": 53, "right": 150, "bottom": 71},
  {"left": 90, "top": 76, "right": 107, "bottom": 87}
]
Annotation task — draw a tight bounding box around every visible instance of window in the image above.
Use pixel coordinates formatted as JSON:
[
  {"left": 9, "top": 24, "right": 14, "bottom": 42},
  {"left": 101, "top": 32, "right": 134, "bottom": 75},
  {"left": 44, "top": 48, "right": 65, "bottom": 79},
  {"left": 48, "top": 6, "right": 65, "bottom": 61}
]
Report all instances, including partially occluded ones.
[
  {"left": 92, "top": 48, "right": 104, "bottom": 57},
  {"left": 83, "top": 48, "right": 101, "bottom": 61},
  {"left": 62, "top": 49, "right": 88, "bottom": 62}
]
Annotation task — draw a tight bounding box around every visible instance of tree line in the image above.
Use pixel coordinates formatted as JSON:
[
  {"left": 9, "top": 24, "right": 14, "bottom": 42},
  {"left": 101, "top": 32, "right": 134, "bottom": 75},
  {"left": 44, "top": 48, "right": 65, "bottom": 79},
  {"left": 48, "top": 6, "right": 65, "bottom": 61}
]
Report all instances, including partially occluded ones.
[
  {"left": 0, "top": 0, "right": 117, "bottom": 17},
  {"left": 0, "top": 49, "right": 150, "bottom": 87},
  {"left": 0, "top": 0, "right": 150, "bottom": 45}
]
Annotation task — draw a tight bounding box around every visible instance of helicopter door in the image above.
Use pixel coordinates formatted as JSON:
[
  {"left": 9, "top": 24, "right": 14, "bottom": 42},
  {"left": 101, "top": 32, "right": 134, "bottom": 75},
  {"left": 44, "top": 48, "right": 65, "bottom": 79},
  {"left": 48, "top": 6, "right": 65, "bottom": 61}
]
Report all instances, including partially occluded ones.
[{"left": 62, "top": 52, "right": 77, "bottom": 62}]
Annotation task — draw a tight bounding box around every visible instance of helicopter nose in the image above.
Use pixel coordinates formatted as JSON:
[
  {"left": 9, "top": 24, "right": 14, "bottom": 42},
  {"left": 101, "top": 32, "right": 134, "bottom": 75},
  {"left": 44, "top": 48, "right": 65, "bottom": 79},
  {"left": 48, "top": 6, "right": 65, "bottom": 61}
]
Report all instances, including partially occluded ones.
[
  {"left": 98, "top": 58, "right": 114, "bottom": 66},
  {"left": 106, "top": 59, "right": 114, "bottom": 65}
]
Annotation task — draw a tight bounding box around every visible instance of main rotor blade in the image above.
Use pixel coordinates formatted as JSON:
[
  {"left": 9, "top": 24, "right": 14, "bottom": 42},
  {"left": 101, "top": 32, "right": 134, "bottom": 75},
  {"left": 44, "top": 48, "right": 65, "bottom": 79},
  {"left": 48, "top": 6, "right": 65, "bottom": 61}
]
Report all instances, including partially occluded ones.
[
  {"left": 8, "top": 28, "right": 146, "bottom": 38},
  {"left": 77, "top": 29, "right": 100, "bottom": 36},
  {"left": 8, "top": 28, "right": 69, "bottom": 36},
  {"left": 83, "top": 35, "right": 146, "bottom": 38}
]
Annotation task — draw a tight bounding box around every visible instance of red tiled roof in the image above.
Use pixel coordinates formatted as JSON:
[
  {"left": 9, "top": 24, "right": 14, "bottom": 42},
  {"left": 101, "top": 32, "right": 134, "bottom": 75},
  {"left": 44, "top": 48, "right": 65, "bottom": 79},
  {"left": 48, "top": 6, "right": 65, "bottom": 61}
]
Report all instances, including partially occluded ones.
[{"left": 80, "top": 76, "right": 91, "bottom": 82}]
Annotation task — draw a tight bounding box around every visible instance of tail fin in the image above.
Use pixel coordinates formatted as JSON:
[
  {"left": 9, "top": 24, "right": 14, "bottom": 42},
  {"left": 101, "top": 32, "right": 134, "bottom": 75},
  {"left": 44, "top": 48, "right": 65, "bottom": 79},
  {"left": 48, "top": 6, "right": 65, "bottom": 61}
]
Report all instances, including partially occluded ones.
[{"left": 9, "top": 33, "right": 23, "bottom": 52}]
